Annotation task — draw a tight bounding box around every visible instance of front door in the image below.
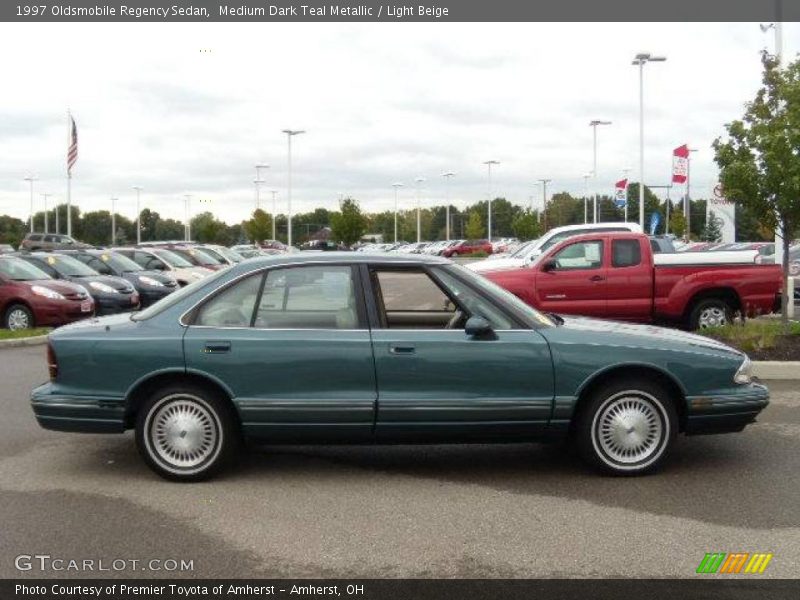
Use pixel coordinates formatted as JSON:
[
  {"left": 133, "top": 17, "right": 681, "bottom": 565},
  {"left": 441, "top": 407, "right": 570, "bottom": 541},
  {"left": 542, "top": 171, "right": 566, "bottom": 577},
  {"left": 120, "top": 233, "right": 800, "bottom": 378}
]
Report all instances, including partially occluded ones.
[
  {"left": 366, "top": 265, "right": 554, "bottom": 442},
  {"left": 183, "top": 264, "right": 377, "bottom": 441},
  {"left": 532, "top": 238, "right": 608, "bottom": 317}
]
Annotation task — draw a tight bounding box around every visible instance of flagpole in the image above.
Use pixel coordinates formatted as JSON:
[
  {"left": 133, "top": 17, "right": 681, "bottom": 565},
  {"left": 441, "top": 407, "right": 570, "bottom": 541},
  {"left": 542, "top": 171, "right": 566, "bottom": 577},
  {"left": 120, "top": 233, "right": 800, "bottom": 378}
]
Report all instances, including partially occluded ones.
[{"left": 66, "top": 109, "right": 72, "bottom": 238}]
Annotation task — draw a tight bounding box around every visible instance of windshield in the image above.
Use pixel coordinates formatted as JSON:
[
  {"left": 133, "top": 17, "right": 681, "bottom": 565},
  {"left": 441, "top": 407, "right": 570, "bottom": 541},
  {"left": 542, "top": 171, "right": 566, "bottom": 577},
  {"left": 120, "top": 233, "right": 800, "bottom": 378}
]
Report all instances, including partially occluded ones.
[
  {"left": 131, "top": 268, "right": 229, "bottom": 322},
  {"left": 0, "top": 257, "right": 52, "bottom": 281},
  {"left": 510, "top": 241, "right": 536, "bottom": 257},
  {"left": 216, "top": 247, "right": 244, "bottom": 263},
  {"left": 173, "top": 248, "right": 221, "bottom": 266},
  {"left": 153, "top": 249, "right": 194, "bottom": 268},
  {"left": 441, "top": 264, "right": 553, "bottom": 328},
  {"left": 40, "top": 254, "right": 99, "bottom": 277},
  {"left": 97, "top": 252, "right": 144, "bottom": 273}
]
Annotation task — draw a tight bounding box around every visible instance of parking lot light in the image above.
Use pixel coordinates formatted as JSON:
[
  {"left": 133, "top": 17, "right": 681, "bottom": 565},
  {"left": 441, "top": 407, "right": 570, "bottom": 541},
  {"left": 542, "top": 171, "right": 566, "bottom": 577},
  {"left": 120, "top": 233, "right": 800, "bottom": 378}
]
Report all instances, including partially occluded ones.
[
  {"left": 415, "top": 177, "right": 425, "bottom": 244},
  {"left": 483, "top": 161, "right": 499, "bottom": 240},
  {"left": 391, "top": 182, "right": 404, "bottom": 243},
  {"left": 132, "top": 186, "right": 143, "bottom": 244},
  {"left": 441, "top": 172, "right": 455, "bottom": 241},
  {"left": 282, "top": 130, "right": 305, "bottom": 247}
]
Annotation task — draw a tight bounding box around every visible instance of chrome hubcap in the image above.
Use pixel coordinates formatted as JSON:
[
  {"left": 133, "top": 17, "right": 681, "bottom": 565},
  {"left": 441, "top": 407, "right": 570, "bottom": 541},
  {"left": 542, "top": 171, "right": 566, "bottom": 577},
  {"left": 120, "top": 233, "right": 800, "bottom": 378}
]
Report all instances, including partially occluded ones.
[
  {"left": 698, "top": 306, "right": 727, "bottom": 328},
  {"left": 150, "top": 398, "right": 218, "bottom": 469},
  {"left": 595, "top": 394, "right": 664, "bottom": 465},
  {"left": 7, "top": 309, "right": 30, "bottom": 330}
]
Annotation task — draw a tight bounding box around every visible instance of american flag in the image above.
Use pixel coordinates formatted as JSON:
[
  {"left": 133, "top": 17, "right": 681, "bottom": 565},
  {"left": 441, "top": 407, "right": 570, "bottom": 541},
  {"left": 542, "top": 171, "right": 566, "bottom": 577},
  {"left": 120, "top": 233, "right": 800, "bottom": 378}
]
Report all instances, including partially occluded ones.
[{"left": 67, "top": 115, "right": 78, "bottom": 174}]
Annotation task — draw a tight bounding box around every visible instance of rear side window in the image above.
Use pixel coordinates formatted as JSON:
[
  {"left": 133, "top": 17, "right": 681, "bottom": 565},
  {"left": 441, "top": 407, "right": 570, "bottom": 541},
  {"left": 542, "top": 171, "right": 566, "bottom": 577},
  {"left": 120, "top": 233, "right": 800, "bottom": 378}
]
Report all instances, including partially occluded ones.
[
  {"left": 27, "top": 234, "right": 43, "bottom": 241},
  {"left": 612, "top": 240, "right": 642, "bottom": 268}
]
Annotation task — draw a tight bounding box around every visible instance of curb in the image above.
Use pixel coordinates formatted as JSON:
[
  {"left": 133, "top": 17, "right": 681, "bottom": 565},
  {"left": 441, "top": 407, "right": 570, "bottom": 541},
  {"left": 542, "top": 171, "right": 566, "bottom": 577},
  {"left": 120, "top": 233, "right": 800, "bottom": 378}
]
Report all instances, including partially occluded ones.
[
  {"left": 753, "top": 361, "right": 800, "bottom": 380},
  {"left": 0, "top": 335, "right": 49, "bottom": 349}
]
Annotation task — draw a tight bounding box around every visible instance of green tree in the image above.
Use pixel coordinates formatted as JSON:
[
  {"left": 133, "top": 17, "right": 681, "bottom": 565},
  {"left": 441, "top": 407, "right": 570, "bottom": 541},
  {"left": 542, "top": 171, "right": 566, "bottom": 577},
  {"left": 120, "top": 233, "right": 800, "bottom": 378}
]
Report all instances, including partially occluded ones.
[
  {"left": 155, "top": 218, "right": 186, "bottom": 241},
  {"left": 244, "top": 209, "right": 273, "bottom": 243},
  {"left": 330, "top": 198, "right": 368, "bottom": 246},
  {"left": 700, "top": 210, "right": 723, "bottom": 242},
  {"left": 464, "top": 211, "right": 484, "bottom": 239},
  {"left": 191, "top": 211, "right": 228, "bottom": 244},
  {"left": 512, "top": 209, "right": 541, "bottom": 240},
  {"left": 81, "top": 211, "right": 113, "bottom": 246},
  {"left": 0, "top": 215, "right": 27, "bottom": 248},
  {"left": 713, "top": 52, "right": 800, "bottom": 325},
  {"left": 668, "top": 210, "right": 687, "bottom": 238}
]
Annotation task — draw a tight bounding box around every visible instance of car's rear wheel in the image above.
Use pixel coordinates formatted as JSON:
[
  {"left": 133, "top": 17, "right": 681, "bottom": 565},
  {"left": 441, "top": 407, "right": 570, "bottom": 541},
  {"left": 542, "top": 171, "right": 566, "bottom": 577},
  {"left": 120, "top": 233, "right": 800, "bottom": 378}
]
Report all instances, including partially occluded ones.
[
  {"left": 689, "top": 298, "right": 732, "bottom": 330},
  {"left": 135, "top": 384, "right": 239, "bottom": 481},
  {"left": 4, "top": 304, "right": 34, "bottom": 330},
  {"left": 575, "top": 378, "right": 677, "bottom": 476}
]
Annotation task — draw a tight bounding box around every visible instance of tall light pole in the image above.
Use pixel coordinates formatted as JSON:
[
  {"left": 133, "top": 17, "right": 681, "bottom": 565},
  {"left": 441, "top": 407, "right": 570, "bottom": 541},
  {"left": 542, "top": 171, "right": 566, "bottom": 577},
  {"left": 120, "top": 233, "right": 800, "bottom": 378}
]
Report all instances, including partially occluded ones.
[
  {"left": 483, "top": 160, "right": 499, "bottom": 240},
  {"left": 132, "top": 186, "right": 143, "bottom": 244},
  {"left": 684, "top": 148, "right": 698, "bottom": 240},
  {"left": 622, "top": 167, "right": 632, "bottom": 222},
  {"left": 441, "top": 172, "right": 455, "bottom": 241},
  {"left": 589, "top": 120, "right": 612, "bottom": 223},
  {"left": 184, "top": 194, "right": 193, "bottom": 241},
  {"left": 414, "top": 177, "right": 425, "bottom": 243},
  {"left": 255, "top": 163, "right": 269, "bottom": 211},
  {"left": 632, "top": 52, "right": 666, "bottom": 229},
  {"left": 282, "top": 129, "right": 305, "bottom": 247},
  {"left": 41, "top": 193, "right": 52, "bottom": 233},
  {"left": 582, "top": 173, "right": 592, "bottom": 224},
  {"left": 269, "top": 190, "right": 278, "bottom": 241},
  {"left": 23, "top": 175, "right": 37, "bottom": 233},
  {"left": 391, "top": 182, "right": 404, "bottom": 243},
  {"left": 538, "top": 179, "right": 551, "bottom": 230},
  {"left": 111, "top": 197, "right": 118, "bottom": 245}
]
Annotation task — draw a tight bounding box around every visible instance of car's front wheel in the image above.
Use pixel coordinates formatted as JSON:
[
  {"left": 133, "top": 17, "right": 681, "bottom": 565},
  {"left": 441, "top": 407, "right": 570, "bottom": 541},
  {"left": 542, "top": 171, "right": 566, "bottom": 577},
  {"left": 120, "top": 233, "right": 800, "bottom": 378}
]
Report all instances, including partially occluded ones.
[
  {"left": 135, "top": 384, "right": 239, "bottom": 481},
  {"left": 575, "top": 378, "right": 677, "bottom": 476},
  {"left": 4, "top": 303, "right": 34, "bottom": 330}
]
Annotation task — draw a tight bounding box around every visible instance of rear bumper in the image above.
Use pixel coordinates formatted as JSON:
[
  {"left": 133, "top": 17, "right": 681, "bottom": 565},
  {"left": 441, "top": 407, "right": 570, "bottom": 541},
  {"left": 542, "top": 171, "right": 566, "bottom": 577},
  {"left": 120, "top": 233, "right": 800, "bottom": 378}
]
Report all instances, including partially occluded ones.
[
  {"left": 30, "top": 382, "right": 126, "bottom": 434},
  {"left": 685, "top": 383, "right": 769, "bottom": 435}
]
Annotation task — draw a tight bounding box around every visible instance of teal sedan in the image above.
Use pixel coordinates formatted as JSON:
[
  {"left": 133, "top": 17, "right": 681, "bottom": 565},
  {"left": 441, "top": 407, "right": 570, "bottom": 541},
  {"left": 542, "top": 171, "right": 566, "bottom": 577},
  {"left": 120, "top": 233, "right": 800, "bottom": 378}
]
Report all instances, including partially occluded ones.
[{"left": 31, "top": 253, "right": 768, "bottom": 481}]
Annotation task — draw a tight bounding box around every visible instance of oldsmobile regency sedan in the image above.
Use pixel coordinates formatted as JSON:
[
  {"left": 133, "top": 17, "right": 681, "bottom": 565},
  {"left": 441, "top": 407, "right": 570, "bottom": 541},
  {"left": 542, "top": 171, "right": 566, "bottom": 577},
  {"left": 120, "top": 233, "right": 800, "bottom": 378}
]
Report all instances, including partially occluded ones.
[{"left": 31, "top": 254, "right": 768, "bottom": 481}]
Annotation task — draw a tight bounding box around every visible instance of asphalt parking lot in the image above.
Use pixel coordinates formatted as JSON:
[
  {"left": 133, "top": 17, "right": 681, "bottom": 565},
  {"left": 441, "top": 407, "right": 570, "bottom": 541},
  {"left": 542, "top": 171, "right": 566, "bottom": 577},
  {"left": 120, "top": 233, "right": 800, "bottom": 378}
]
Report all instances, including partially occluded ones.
[{"left": 1, "top": 344, "right": 798, "bottom": 579}]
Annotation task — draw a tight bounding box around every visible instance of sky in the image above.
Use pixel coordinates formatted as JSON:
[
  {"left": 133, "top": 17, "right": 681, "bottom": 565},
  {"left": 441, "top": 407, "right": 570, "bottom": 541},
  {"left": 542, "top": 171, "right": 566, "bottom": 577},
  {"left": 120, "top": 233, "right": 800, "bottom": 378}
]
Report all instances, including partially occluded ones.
[{"left": 1, "top": 21, "right": 798, "bottom": 226}]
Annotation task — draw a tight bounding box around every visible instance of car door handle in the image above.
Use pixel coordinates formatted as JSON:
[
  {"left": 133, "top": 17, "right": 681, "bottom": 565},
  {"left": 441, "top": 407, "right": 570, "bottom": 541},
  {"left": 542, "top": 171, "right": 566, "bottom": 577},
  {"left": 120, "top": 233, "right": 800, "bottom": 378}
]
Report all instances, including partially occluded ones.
[
  {"left": 589, "top": 275, "right": 605, "bottom": 282},
  {"left": 204, "top": 341, "right": 231, "bottom": 354},
  {"left": 389, "top": 344, "right": 416, "bottom": 355}
]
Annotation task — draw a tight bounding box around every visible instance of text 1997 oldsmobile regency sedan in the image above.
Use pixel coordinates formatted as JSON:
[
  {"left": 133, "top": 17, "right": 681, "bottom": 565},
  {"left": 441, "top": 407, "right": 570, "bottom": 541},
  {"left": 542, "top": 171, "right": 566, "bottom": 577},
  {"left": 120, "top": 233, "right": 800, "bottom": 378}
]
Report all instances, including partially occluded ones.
[{"left": 31, "top": 253, "right": 768, "bottom": 481}]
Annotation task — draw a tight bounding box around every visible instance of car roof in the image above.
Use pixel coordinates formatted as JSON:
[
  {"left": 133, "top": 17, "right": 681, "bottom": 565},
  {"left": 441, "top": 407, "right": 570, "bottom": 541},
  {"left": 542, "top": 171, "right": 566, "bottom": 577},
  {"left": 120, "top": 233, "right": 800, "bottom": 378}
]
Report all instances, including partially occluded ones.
[{"left": 239, "top": 251, "right": 449, "bottom": 268}]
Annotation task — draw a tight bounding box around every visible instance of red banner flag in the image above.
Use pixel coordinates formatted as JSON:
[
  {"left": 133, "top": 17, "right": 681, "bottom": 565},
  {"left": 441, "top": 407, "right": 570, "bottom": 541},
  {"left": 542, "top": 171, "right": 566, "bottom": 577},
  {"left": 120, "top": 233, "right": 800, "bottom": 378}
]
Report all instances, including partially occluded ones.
[
  {"left": 614, "top": 178, "right": 628, "bottom": 207},
  {"left": 672, "top": 144, "right": 688, "bottom": 184}
]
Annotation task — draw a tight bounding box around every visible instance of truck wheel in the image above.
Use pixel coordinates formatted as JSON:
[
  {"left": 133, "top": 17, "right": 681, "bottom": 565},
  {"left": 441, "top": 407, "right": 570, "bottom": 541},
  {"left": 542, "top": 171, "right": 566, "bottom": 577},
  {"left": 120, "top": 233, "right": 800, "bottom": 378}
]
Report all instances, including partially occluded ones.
[
  {"left": 136, "top": 383, "right": 240, "bottom": 482},
  {"left": 689, "top": 298, "right": 732, "bottom": 330},
  {"left": 575, "top": 378, "right": 677, "bottom": 476},
  {"left": 4, "top": 304, "right": 34, "bottom": 330}
]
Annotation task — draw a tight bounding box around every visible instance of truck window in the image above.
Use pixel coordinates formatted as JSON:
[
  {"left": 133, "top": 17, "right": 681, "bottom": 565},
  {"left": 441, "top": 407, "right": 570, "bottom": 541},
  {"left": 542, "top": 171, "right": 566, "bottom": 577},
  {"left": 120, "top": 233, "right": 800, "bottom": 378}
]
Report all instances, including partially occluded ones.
[
  {"left": 552, "top": 240, "right": 603, "bottom": 270},
  {"left": 612, "top": 240, "right": 641, "bottom": 267}
]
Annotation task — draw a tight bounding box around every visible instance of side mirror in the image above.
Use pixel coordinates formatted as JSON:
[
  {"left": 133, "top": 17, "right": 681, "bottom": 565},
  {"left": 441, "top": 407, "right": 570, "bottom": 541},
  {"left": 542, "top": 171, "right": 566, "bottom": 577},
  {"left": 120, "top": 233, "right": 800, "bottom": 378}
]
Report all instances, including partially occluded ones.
[
  {"left": 465, "top": 315, "right": 494, "bottom": 338},
  {"left": 542, "top": 259, "right": 557, "bottom": 272}
]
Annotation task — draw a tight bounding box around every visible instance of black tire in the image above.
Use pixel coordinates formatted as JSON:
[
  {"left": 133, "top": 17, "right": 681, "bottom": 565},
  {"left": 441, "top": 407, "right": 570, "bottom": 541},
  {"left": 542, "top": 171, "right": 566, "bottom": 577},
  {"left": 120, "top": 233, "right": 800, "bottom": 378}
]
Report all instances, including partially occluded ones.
[
  {"left": 135, "top": 383, "right": 240, "bottom": 482},
  {"left": 4, "top": 303, "right": 34, "bottom": 330},
  {"left": 574, "top": 377, "right": 677, "bottom": 476},
  {"left": 688, "top": 298, "right": 733, "bottom": 330}
]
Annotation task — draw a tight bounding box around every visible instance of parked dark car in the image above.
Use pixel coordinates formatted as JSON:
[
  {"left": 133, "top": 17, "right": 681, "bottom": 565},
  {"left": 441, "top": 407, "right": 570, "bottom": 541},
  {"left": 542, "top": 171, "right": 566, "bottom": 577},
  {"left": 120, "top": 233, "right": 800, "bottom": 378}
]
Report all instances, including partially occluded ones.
[
  {"left": 61, "top": 249, "right": 179, "bottom": 307},
  {"left": 442, "top": 239, "right": 493, "bottom": 257},
  {"left": 151, "top": 245, "right": 227, "bottom": 271},
  {"left": 112, "top": 247, "right": 212, "bottom": 286},
  {"left": 20, "top": 233, "right": 92, "bottom": 252},
  {"left": 16, "top": 253, "right": 140, "bottom": 315},
  {"left": 31, "top": 253, "right": 766, "bottom": 481},
  {"left": 0, "top": 255, "right": 93, "bottom": 329}
]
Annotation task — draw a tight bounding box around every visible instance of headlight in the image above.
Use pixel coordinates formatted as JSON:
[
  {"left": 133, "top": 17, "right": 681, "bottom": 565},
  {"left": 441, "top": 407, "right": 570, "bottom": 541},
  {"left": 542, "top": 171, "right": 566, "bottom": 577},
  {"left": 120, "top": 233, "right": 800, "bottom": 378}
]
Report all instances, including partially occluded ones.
[
  {"left": 138, "top": 275, "right": 164, "bottom": 287},
  {"left": 89, "top": 281, "right": 118, "bottom": 294},
  {"left": 734, "top": 357, "right": 753, "bottom": 385},
  {"left": 31, "top": 285, "right": 65, "bottom": 300}
]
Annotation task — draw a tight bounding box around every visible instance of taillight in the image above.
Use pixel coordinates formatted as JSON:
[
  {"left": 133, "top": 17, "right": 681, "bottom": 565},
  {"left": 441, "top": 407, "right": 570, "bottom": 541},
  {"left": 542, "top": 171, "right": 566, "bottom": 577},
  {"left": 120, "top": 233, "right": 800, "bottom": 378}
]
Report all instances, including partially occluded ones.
[{"left": 47, "top": 343, "right": 58, "bottom": 381}]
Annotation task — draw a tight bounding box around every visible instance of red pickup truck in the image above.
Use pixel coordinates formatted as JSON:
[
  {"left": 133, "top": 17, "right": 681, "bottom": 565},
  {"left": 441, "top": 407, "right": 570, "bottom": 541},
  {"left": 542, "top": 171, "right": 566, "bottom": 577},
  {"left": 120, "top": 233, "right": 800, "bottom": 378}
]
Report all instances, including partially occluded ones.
[{"left": 482, "top": 232, "right": 781, "bottom": 329}]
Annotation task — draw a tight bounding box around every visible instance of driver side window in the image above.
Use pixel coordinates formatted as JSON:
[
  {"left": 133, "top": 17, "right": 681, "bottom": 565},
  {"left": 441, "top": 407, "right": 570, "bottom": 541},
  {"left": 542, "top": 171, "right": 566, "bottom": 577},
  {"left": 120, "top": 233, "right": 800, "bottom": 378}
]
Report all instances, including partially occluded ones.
[
  {"left": 195, "top": 274, "right": 263, "bottom": 328},
  {"left": 551, "top": 240, "right": 603, "bottom": 271}
]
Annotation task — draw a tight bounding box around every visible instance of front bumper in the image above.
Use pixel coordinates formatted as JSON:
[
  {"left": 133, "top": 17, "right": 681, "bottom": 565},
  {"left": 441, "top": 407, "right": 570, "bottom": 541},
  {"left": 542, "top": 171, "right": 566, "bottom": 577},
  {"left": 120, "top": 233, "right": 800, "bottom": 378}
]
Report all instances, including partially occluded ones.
[
  {"left": 95, "top": 293, "right": 140, "bottom": 315},
  {"left": 685, "top": 383, "right": 770, "bottom": 435},
  {"left": 31, "top": 382, "right": 126, "bottom": 434},
  {"left": 36, "top": 300, "right": 94, "bottom": 327}
]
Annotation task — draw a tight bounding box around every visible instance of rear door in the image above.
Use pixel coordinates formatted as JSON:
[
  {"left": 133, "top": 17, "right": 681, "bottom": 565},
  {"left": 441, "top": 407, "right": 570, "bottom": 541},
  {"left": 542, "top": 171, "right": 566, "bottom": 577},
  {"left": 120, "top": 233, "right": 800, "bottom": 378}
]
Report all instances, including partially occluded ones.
[
  {"left": 183, "top": 264, "right": 377, "bottom": 441},
  {"left": 605, "top": 238, "right": 653, "bottom": 321},
  {"left": 532, "top": 238, "right": 607, "bottom": 317}
]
